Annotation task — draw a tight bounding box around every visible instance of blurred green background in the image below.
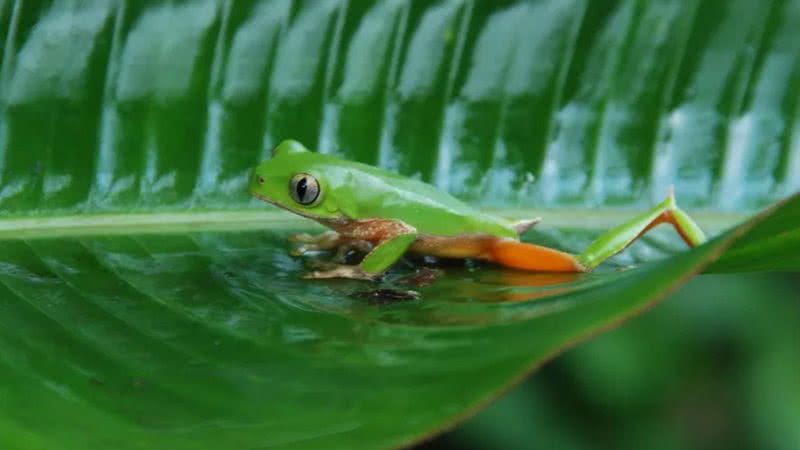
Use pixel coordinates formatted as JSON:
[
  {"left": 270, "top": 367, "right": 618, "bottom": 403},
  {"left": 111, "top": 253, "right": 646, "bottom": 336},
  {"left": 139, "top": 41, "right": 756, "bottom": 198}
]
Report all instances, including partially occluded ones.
[{"left": 420, "top": 272, "right": 800, "bottom": 450}]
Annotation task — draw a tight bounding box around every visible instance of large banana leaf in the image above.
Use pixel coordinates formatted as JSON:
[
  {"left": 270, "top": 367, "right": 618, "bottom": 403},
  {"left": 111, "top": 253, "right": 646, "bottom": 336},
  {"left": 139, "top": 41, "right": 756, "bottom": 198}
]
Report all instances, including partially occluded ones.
[{"left": 0, "top": 1, "right": 799, "bottom": 449}]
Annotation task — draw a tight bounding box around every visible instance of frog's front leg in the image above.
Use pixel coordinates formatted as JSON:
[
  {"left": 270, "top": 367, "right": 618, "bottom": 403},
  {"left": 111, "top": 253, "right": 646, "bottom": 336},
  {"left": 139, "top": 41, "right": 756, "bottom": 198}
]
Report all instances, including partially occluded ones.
[
  {"left": 289, "top": 230, "right": 373, "bottom": 261},
  {"left": 304, "top": 220, "right": 418, "bottom": 280},
  {"left": 289, "top": 231, "right": 346, "bottom": 256},
  {"left": 289, "top": 230, "right": 340, "bottom": 246}
]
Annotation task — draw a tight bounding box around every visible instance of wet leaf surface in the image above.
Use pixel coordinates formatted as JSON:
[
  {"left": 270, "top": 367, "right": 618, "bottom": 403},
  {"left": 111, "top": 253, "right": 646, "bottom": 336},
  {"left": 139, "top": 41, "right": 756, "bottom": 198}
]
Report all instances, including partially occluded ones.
[{"left": 1, "top": 1, "right": 799, "bottom": 449}]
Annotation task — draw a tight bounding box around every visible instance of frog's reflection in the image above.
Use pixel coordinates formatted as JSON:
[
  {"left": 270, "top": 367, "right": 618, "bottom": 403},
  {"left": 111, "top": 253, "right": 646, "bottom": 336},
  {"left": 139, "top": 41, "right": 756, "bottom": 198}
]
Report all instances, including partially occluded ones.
[{"left": 414, "top": 268, "right": 585, "bottom": 304}]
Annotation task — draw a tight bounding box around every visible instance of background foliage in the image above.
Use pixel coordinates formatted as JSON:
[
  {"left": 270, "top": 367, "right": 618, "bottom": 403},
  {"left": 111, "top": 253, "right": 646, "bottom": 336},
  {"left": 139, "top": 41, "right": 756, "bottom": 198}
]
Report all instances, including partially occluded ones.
[
  {"left": 2, "top": 0, "right": 798, "bottom": 214},
  {"left": 423, "top": 273, "right": 800, "bottom": 450},
  {"left": 0, "top": 1, "right": 798, "bottom": 449}
]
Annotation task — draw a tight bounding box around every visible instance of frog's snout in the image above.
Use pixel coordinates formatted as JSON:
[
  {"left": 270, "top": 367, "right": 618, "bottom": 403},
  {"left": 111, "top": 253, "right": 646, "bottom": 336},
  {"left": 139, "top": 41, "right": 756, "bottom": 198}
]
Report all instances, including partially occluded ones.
[
  {"left": 255, "top": 174, "right": 265, "bottom": 186},
  {"left": 248, "top": 169, "right": 265, "bottom": 194}
]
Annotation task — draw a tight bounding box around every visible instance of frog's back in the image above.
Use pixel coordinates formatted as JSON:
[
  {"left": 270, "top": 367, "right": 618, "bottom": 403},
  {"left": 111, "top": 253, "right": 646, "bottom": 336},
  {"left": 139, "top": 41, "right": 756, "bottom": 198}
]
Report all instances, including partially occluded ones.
[{"left": 311, "top": 154, "right": 517, "bottom": 238}]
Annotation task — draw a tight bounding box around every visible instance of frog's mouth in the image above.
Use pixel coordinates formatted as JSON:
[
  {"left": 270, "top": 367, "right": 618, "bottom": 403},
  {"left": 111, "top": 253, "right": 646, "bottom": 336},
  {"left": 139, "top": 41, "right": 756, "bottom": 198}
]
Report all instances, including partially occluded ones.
[{"left": 251, "top": 192, "right": 307, "bottom": 216}]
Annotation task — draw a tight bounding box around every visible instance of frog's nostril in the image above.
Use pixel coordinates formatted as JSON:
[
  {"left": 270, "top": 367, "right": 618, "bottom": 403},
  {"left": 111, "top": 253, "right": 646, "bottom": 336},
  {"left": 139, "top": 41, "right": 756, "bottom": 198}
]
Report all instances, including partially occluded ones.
[{"left": 257, "top": 176, "right": 265, "bottom": 185}]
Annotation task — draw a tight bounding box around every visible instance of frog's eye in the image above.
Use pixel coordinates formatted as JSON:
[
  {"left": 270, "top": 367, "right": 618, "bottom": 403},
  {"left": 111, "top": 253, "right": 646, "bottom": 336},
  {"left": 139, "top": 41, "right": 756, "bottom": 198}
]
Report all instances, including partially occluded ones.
[{"left": 289, "top": 173, "right": 320, "bottom": 206}]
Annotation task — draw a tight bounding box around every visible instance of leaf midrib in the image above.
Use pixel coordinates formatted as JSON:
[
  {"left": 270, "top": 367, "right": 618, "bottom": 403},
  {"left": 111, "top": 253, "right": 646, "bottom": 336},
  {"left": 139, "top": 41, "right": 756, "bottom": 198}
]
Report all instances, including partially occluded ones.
[{"left": 0, "top": 208, "right": 748, "bottom": 240}]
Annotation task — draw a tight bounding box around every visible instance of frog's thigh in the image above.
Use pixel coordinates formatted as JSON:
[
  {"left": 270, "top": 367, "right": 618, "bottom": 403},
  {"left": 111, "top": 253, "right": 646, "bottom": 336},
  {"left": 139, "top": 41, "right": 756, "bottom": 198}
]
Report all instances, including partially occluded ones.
[
  {"left": 490, "top": 239, "right": 584, "bottom": 272},
  {"left": 410, "top": 235, "right": 496, "bottom": 259},
  {"left": 411, "top": 235, "right": 584, "bottom": 272}
]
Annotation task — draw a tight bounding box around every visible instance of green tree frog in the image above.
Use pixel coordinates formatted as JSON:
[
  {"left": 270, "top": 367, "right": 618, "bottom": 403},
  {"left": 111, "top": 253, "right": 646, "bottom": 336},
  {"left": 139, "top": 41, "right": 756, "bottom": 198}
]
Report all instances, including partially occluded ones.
[{"left": 250, "top": 140, "right": 706, "bottom": 280}]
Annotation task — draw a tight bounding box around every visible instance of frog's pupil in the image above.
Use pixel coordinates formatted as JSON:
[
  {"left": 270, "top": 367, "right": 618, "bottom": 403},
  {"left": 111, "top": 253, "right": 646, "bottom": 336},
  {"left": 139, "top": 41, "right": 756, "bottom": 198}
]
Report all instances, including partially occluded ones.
[{"left": 296, "top": 177, "right": 308, "bottom": 201}]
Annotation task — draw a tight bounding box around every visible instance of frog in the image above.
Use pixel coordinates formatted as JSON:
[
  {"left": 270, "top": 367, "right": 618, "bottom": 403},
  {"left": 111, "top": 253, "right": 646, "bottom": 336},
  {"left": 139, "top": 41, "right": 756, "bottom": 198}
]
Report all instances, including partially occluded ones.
[{"left": 250, "top": 140, "right": 706, "bottom": 280}]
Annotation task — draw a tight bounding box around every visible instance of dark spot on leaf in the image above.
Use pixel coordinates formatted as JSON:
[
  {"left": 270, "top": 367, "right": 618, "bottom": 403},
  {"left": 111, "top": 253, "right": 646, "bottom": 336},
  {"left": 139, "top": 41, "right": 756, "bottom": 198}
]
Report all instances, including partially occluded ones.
[
  {"left": 350, "top": 288, "right": 420, "bottom": 304},
  {"left": 399, "top": 268, "right": 442, "bottom": 287}
]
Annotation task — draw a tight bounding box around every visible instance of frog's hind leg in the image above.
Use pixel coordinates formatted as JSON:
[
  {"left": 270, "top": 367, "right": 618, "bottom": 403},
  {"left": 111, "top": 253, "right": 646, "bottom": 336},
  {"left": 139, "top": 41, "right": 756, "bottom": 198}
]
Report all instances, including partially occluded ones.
[
  {"left": 488, "top": 190, "right": 705, "bottom": 273},
  {"left": 575, "top": 188, "right": 705, "bottom": 270},
  {"left": 412, "top": 234, "right": 585, "bottom": 272},
  {"left": 488, "top": 240, "right": 586, "bottom": 272}
]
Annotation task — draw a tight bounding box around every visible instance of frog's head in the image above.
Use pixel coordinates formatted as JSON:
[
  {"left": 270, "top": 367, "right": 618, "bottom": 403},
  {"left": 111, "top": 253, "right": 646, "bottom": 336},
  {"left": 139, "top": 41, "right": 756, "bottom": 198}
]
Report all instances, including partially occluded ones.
[{"left": 250, "top": 140, "right": 340, "bottom": 220}]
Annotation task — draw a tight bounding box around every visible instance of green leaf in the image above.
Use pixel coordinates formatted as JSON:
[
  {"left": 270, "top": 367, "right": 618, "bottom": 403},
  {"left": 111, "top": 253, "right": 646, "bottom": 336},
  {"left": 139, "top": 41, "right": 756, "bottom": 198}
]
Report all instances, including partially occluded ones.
[
  {"left": 0, "top": 1, "right": 799, "bottom": 449},
  {"left": 708, "top": 196, "right": 800, "bottom": 272},
  {"left": 2, "top": 0, "right": 798, "bottom": 214},
  {"left": 0, "top": 196, "right": 794, "bottom": 450}
]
